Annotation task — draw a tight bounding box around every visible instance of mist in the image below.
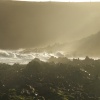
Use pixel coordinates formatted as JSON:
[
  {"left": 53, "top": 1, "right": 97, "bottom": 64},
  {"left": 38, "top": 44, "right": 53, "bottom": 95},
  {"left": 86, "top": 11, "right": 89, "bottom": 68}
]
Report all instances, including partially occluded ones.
[
  {"left": 0, "top": 1, "right": 100, "bottom": 49},
  {"left": 1, "top": 2, "right": 100, "bottom": 99}
]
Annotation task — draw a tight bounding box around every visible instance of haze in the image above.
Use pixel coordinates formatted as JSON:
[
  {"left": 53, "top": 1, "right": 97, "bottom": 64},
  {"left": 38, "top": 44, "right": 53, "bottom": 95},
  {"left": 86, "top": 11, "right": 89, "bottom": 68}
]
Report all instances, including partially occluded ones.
[{"left": 0, "top": 1, "right": 100, "bottom": 49}]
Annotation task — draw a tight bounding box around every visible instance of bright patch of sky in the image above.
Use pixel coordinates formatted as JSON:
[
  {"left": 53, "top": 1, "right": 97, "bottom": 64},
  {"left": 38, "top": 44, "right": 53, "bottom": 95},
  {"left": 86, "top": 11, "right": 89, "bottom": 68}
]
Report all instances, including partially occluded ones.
[{"left": 12, "top": 0, "right": 100, "bottom": 2}]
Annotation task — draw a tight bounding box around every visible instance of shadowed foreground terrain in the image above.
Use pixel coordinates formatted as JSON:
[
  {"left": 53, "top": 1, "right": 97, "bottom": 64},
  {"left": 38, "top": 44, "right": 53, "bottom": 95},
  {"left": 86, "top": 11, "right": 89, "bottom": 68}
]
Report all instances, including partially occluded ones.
[{"left": 0, "top": 57, "right": 100, "bottom": 100}]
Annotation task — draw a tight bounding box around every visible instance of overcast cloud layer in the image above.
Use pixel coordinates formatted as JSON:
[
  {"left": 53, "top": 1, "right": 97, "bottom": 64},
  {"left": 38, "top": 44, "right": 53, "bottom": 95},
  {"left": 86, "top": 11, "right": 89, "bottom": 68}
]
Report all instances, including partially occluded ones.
[{"left": 0, "top": 1, "right": 100, "bottom": 49}]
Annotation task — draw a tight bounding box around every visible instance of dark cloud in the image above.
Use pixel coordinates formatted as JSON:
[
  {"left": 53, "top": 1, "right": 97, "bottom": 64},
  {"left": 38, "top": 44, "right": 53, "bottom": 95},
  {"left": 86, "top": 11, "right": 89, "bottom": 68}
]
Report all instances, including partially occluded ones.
[{"left": 0, "top": 1, "right": 100, "bottom": 49}]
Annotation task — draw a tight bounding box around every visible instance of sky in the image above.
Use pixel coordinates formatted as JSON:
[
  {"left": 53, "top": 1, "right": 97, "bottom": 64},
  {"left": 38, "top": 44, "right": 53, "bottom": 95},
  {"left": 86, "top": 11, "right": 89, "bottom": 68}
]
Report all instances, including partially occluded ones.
[
  {"left": 10, "top": 0, "right": 100, "bottom": 2},
  {"left": 0, "top": 1, "right": 100, "bottom": 49}
]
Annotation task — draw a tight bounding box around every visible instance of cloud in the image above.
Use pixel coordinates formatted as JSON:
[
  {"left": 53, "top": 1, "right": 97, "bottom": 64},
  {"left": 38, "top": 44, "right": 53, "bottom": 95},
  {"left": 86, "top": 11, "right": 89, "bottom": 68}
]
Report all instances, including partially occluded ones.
[{"left": 0, "top": 48, "right": 64, "bottom": 64}]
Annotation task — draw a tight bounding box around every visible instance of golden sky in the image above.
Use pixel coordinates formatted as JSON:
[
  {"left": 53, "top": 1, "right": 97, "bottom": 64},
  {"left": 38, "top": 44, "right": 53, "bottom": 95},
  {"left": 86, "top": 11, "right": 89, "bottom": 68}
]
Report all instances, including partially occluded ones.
[
  {"left": 0, "top": 1, "right": 100, "bottom": 49},
  {"left": 12, "top": 0, "right": 100, "bottom": 2}
]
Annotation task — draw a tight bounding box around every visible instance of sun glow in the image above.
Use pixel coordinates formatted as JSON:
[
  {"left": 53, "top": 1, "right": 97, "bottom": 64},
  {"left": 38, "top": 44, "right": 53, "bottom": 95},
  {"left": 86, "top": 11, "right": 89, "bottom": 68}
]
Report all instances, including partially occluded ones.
[{"left": 12, "top": 0, "right": 100, "bottom": 2}]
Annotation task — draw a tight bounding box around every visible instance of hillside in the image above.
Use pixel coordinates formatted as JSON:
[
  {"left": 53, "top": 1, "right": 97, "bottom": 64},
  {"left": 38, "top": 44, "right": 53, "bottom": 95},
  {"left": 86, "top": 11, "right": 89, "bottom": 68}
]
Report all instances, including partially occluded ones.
[{"left": 72, "top": 31, "right": 100, "bottom": 57}]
